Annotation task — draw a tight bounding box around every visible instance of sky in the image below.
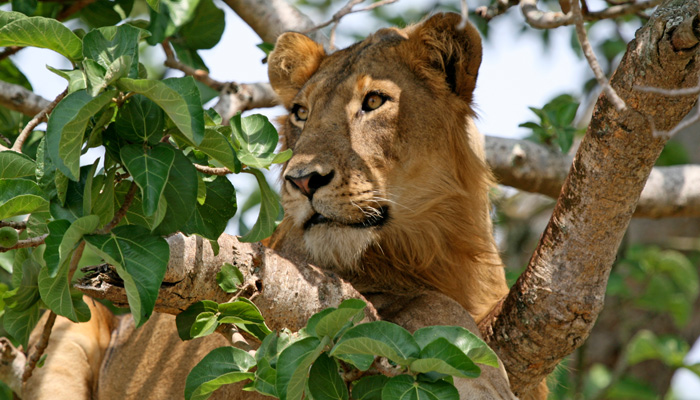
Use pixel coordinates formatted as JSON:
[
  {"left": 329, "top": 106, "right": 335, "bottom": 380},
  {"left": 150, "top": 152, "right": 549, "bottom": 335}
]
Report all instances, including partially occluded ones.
[{"left": 6, "top": 0, "right": 700, "bottom": 395}]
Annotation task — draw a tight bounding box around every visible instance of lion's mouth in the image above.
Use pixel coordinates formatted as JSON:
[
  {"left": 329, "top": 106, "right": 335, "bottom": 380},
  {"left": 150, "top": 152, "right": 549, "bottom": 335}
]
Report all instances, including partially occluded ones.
[{"left": 303, "top": 206, "right": 390, "bottom": 230}]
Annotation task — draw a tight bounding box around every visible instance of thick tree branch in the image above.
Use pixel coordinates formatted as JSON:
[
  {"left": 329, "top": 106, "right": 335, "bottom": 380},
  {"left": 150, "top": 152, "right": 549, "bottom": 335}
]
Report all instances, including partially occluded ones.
[
  {"left": 213, "top": 82, "right": 279, "bottom": 123},
  {"left": 0, "top": 81, "right": 51, "bottom": 117},
  {"left": 484, "top": 136, "right": 700, "bottom": 218},
  {"left": 76, "top": 234, "right": 379, "bottom": 331},
  {"left": 481, "top": 0, "right": 700, "bottom": 395},
  {"left": 222, "top": 0, "right": 328, "bottom": 46},
  {"left": 12, "top": 88, "right": 67, "bottom": 152}
]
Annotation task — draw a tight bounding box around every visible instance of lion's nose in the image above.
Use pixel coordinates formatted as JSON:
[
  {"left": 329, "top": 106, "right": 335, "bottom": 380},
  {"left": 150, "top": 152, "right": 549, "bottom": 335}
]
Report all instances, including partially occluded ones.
[{"left": 285, "top": 171, "right": 335, "bottom": 198}]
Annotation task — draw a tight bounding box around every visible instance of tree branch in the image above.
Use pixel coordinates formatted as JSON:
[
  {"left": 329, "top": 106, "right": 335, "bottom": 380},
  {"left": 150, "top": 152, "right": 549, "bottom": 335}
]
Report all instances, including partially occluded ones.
[
  {"left": 0, "top": 234, "right": 48, "bottom": 252},
  {"left": 161, "top": 40, "right": 226, "bottom": 91},
  {"left": 213, "top": 82, "right": 279, "bottom": 123},
  {"left": 519, "top": 0, "right": 662, "bottom": 29},
  {"left": 483, "top": 136, "right": 700, "bottom": 218},
  {"left": 0, "top": 81, "right": 52, "bottom": 117},
  {"left": 222, "top": 0, "right": 328, "bottom": 46},
  {"left": 76, "top": 234, "right": 379, "bottom": 331},
  {"left": 12, "top": 88, "right": 67, "bottom": 153},
  {"left": 481, "top": 0, "right": 700, "bottom": 395}
]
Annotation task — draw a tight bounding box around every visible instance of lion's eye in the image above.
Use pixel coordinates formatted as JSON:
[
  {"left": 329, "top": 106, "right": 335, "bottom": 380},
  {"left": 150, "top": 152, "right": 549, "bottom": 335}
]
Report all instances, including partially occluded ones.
[
  {"left": 362, "top": 92, "right": 387, "bottom": 112},
  {"left": 292, "top": 105, "right": 308, "bottom": 122}
]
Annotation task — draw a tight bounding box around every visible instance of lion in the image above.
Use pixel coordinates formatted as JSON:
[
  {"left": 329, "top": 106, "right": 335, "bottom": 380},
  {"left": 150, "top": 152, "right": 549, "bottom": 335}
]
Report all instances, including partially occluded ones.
[{"left": 14, "top": 12, "right": 543, "bottom": 400}]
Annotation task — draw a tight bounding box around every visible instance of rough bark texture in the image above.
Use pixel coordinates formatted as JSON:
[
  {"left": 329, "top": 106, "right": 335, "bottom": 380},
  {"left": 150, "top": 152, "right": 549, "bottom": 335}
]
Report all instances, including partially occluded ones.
[
  {"left": 480, "top": 0, "right": 700, "bottom": 395},
  {"left": 485, "top": 136, "right": 700, "bottom": 218},
  {"left": 76, "top": 234, "right": 378, "bottom": 331},
  {"left": 0, "top": 81, "right": 50, "bottom": 117}
]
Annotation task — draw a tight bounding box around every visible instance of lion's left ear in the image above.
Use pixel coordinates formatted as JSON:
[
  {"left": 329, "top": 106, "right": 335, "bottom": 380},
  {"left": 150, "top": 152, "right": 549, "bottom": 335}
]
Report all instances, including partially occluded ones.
[
  {"left": 268, "top": 32, "right": 326, "bottom": 108},
  {"left": 400, "top": 13, "right": 482, "bottom": 104}
]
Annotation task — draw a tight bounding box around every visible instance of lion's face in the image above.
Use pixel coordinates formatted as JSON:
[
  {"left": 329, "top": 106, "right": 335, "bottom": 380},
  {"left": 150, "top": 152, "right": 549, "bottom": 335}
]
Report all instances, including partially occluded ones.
[{"left": 268, "top": 13, "right": 491, "bottom": 281}]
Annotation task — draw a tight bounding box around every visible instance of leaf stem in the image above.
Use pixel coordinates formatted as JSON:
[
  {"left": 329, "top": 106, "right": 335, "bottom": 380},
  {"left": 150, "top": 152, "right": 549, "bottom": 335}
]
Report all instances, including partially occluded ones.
[{"left": 96, "top": 181, "right": 138, "bottom": 235}]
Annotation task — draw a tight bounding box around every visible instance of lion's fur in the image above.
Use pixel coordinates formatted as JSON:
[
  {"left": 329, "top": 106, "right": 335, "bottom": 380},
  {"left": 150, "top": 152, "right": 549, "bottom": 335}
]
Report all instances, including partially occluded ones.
[{"left": 17, "top": 13, "right": 547, "bottom": 400}]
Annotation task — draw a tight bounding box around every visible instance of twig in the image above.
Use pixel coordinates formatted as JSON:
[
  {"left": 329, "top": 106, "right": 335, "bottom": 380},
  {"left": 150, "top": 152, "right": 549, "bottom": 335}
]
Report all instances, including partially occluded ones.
[
  {"left": 0, "top": 46, "right": 22, "bottom": 62},
  {"left": 304, "top": 0, "right": 399, "bottom": 34},
  {"left": 0, "top": 221, "right": 27, "bottom": 230},
  {"left": 194, "top": 164, "right": 232, "bottom": 176},
  {"left": 12, "top": 89, "right": 68, "bottom": 152},
  {"left": 570, "top": 0, "right": 627, "bottom": 111},
  {"left": 458, "top": 0, "right": 469, "bottom": 29},
  {"left": 21, "top": 312, "right": 56, "bottom": 383},
  {"left": 96, "top": 181, "right": 137, "bottom": 235},
  {"left": 0, "top": 234, "right": 48, "bottom": 252},
  {"left": 636, "top": 77, "right": 700, "bottom": 137},
  {"left": 520, "top": 0, "right": 661, "bottom": 29},
  {"left": 161, "top": 40, "right": 226, "bottom": 91},
  {"left": 476, "top": 0, "right": 519, "bottom": 20}
]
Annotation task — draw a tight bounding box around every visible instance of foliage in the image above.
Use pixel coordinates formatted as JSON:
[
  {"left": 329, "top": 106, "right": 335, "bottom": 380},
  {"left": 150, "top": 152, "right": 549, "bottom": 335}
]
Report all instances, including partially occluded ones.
[
  {"left": 182, "top": 291, "right": 499, "bottom": 400},
  {"left": 519, "top": 94, "right": 583, "bottom": 154}
]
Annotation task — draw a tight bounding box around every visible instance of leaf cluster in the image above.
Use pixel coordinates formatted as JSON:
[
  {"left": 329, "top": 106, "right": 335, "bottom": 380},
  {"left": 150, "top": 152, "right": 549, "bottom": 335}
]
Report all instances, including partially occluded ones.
[{"left": 519, "top": 94, "right": 583, "bottom": 154}]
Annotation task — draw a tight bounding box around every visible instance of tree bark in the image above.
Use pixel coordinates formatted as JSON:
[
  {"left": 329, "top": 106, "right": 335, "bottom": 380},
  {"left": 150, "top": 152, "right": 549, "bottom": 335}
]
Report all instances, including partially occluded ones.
[
  {"left": 0, "top": 81, "right": 50, "bottom": 117},
  {"left": 479, "top": 0, "right": 700, "bottom": 395}
]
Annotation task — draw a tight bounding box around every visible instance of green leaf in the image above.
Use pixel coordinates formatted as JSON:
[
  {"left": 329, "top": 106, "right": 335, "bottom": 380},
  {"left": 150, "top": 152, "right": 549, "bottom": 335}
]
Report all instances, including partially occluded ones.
[
  {"left": 113, "top": 181, "right": 166, "bottom": 230},
  {"left": 256, "top": 42, "right": 275, "bottom": 56},
  {"left": 308, "top": 352, "right": 348, "bottom": 400},
  {"left": 82, "top": 160, "right": 99, "bottom": 216},
  {"left": 381, "top": 375, "right": 458, "bottom": 400},
  {"left": 331, "top": 321, "right": 420, "bottom": 366},
  {"left": 45, "top": 215, "right": 99, "bottom": 277},
  {"left": 92, "top": 168, "right": 116, "bottom": 226},
  {"left": 47, "top": 66, "right": 87, "bottom": 94},
  {"left": 231, "top": 114, "right": 281, "bottom": 169},
  {"left": 413, "top": 326, "right": 499, "bottom": 368},
  {"left": 216, "top": 263, "right": 244, "bottom": 293},
  {"left": 178, "top": 0, "right": 224, "bottom": 50},
  {"left": 271, "top": 149, "right": 293, "bottom": 165},
  {"left": 0, "top": 10, "right": 28, "bottom": 26},
  {"left": 114, "top": 94, "right": 165, "bottom": 144},
  {"left": 0, "top": 13, "right": 83, "bottom": 61},
  {"left": 46, "top": 89, "right": 116, "bottom": 180},
  {"left": 12, "top": 0, "right": 37, "bottom": 16},
  {"left": 254, "top": 356, "right": 278, "bottom": 397},
  {"left": 238, "top": 169, "right": 279, "bottom": 243},
  {"left": 82, "top": 24, "right": 141, "bottom": 79},
  {"left": 84, "top": 225, "right": 170, "bottom": 327},
  {"left": 116, "top": 77, "right": 204, "bottom": 145},
  {"left": 4, "top": 257, "right": 41, "bottom": 311},
  {"left": 38, "top": 260, "right": 91, "bottom": 323},
  {"left": 176, "top": 300, "right": 219, "bottom": 340},
  {"left": 314, "top": 299, "right": 365, "bottom": 340},
  {"left": 198, "top": 126, "right": 240, "bottom": 173},
  {"left": 120, "top": 144, "right": 175, "bottom": 217},
  {"left": 626, "top": 330, "right": 689, "bottom": 368},
  {"left": 218, "top": 299, "right": 265, "bottom": 325},
  {"left": 146, "top": 0, "right": 159, "bottom": 11},
  {"left": 152, "top": 147, "right": 197, "bottom": 235},
  {"left": 276, "top": 336, "right": 327, "bottom": 400},
  {"left": 0, "top": 179, "right": 49, "bottom": 220},
  {"left": 182, "top": 175, "right": 236, "bottom": 240},
  {"left": 185, "top": 347, "right": 256, "bottom": 400},
  {"left": 410, "top": 338, "right": 481, "bottom": 378},
  {"left": 0, "top": 151, "right": 35, "bottom": 179},
  {"left": 85, "top": 55, "right": 132, "bottom": 96},
  {"left": 4, "top": 301, "right": 40, "bottom": 348},
  {"left": 351, "top": 375, "right": 389, "bottom": 400},
  {"left": 190, "top": 311, "right": 218, "bottom": 339}
]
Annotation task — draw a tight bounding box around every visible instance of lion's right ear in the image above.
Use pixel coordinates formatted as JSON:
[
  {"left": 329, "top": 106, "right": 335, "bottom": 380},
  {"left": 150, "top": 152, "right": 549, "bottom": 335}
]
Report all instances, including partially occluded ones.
[{"left": 268, "top": 33, "right": 326, "bottom": 108}]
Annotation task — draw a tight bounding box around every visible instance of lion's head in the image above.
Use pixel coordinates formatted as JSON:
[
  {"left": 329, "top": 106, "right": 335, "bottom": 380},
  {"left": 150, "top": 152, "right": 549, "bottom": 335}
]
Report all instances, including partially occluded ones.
[{"left": 268, "top": 13, "right": 508, "bottom": 321}]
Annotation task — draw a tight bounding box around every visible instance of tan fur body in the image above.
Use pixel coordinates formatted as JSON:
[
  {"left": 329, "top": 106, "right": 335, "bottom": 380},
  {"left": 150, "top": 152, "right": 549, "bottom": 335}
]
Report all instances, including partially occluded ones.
[{"left": 18, "top": 13, "right": 545, "bottom": 400}]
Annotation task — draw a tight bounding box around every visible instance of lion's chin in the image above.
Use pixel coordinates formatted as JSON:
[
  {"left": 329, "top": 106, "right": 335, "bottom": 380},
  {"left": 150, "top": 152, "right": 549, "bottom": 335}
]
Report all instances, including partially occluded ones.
[{"left": 303, "top": 225, "right": 379, "bottom": 273}]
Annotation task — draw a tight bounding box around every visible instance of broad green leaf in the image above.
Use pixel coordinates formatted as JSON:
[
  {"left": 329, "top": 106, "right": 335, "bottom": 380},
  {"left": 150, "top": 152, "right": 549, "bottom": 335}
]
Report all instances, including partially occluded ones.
[
  {"left": 238, "top": 169, "right": 279, "bottom": 242},
  {"left": 271, "top": 149, "right": 293, "bottom": 165},
  {"left": 120, "top": 144, "right": 175, "bottom": 217},
  {"left": 146, "top": 0, "right": 160, "bottom": 11},
  {"left": 0, "top": 10, "right": 28, "bottom": 26},
  {"left": 231, "top": 114, "right": 281, "bottom": 169},
  {"left": 49, "top": 166, "right": 94, "bottom": 222},
  {"left": 185, "top": 347, "right": 256, "bottom": 400},
  {"left": 84, "top": 225, "right": 169, "bottom": 327},
  {"left": 276, "top": 336, "right": 327, "bottom": 400},
  {"left": 190, "top": 311, "right": 218, "bottom": 339},
  {"left": 85, "top": 56, "right": 132, "bottom": 96},
  {"left": 92, "top": 168, "right": 116, "bottom": 226},
  {"left": 4, "top": 257, "right": 41, "bottom": 311},
  {"left": 4, "top": 301, "right": 40, "bottom": 348},
  {"left": 147, "top": 0, "right": 201, "bottom": 44},
  {"left": 217, "top": 299, "right": 265, "bottom": 325},
  {"left": 410, "top": 338, "right": 480, "bottom": 378},
  {"left": 0, "top": 151, "right": 35, "bottom": 178},
  {"left": 46, "top": 89, "right": 116, "bottom": 180},
  {"left": 331, "top": 321, "right": 420, "bottom": 366},
  {"left": 254, "top": 356, "right": 277, "bottom": 397},
  {"left": 78, "top": 0, "right": 129, "bottom": 28},
  {"left": 45, "top": 215, "right": 99, "bottom": 277},
  {"left": 35, "top": 137, "right": 57, "bottom": 201},
  {"left": 38, "top": 260, "right": 91, "bottom": 323},
  {"left": 114, "top": 180, "right": 166, "bottom": 230},
  {"left": 351, "top": 375, "right": 389, "bottom": 400},
  {"left": 83, "top": 24, "right": 141, "bottom": 79},
  {"left": 178, "top": 0, "right": 224, "bottom": 50},
  {"left": 216, "top": 263, "right": 244, "bottom": 293},
  {"left": 176, "top": 300, "right": 219, "bottom": 340},
  {"left": 152, "top": 147, "right": 197, "bottom": 235},
  {"left": 308, "top": 352, "right": 348, "bottom": 400},
  {"left": 12, "top": 0, "right": 37, "bottom": 16},
  {"left": 114, "top": 94, "right": 165, "bottom": 144},
  {"left": 413, "top": 326, "right": 499, "bottom": 368},
  {"left": 381, "top": 375, "right": 458, "bottom": 400},
  {"left": 0, "top": 13, "right": 82, "bottom": 61},
  {"left": 0, "top": 179, "right": 49, "bottom": 220},
  {"left": 626, "top": 330, "right": 688, "bottom": 368},
  {"left": 82, "top": 160, "right": 99, "bottom": 217},
  {"left": 47, "top": 66, "right": 87, "bottom": 94},
  {"left": 198, "top": 126, "right": 240, "bottom": 173},
  {"left": 314, "top": 299, "right": 365, "bottom": 340},
  {"left": 182, "top": 175, "right": 236, "bottom": 240},
  {"left": 116, "top": 77, "right": 204, "bottom": 145},
  {"left": 304, "top": 308, "right": 336, "bottom": 338}
]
